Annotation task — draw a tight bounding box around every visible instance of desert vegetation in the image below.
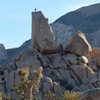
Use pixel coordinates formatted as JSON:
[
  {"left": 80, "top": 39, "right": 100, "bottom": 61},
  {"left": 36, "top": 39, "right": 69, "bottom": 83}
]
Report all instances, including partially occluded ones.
[{"left": 0, "top": 66, "right": 81, "bottom": 100}]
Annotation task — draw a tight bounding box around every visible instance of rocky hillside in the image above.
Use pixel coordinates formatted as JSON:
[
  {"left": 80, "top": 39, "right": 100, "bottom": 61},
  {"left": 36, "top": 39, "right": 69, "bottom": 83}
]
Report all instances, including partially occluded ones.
[
  {"left": 53, "top": 3, "right": 100, "bottom": 47},
  {"left": 0, "top": 11, "right": 100, "bottom": 100},
  {"left": 0, "top": 3, "right": 100, "bottom": 99},
  {"left": 4, "top": 3, "right": 100, "bottom": 60}
]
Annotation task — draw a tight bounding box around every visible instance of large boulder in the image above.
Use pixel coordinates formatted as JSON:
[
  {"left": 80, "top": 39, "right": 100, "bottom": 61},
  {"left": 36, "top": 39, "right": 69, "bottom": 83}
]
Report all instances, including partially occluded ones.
[
  {"left": 15, "top": 50, "right": 41, "bottom": 70},
  {"left": 63, "top": 53, "right": 78, "bottom": 65},
  {"left": 46, "top": 53, "right": 67, "bottom": 68},
  {"left": 40, "top": 77, "right": 65, "bottom": 99},
  {"left": 70, "top": 64, "right": 96, "bottom": 82},
  {"left": 65, "top": 31, "right": 92, "bottom": 56},
  {"left": 70, "top": 65, "right": 88, "bottom": 80},
  {"left": 31, "top": 11, "right": 57, "bottom": 53}
]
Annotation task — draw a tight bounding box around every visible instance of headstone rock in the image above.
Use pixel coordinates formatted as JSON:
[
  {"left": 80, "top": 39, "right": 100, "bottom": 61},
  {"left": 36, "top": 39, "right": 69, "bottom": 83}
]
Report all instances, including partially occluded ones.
[{"left": 31, "top": 11, "right": 57, "bottom": 53}]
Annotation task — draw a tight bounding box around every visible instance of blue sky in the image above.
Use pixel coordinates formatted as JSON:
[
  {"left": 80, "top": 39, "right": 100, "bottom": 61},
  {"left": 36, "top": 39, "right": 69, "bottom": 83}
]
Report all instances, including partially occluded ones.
[{"left": 0, "top": 0, "right": 100, "bottom": 49}]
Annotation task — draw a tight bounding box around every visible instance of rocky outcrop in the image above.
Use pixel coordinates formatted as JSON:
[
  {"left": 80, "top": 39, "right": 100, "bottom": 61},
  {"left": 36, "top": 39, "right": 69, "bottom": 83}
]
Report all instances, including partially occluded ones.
[
  {"left": 65, "top": 31, "right": 92, "bottom": 56},
  {"left": 14, "top": 50, "right": 41, "bottom": 71},
  {"left": 31, "top": 11, "right": 57, "bottom": 53},
  {"left": 1, "top": 10, "right": 100, "bottom": 99},
  {"left": 4, "top": 47, "right": 100, "bottom": 99},
  {"left": 0, "top": 44, "right": 7, "bottom": 61}
]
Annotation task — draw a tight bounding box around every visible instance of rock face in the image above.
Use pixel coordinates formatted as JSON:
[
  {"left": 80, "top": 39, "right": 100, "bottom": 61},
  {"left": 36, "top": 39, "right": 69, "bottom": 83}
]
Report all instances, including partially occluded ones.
[
  {"left": 65, "top": 31, "right": 92, "bottom": 56},
  {"left": 91, "top": 47, "right": 100, "bottom": 67},
  {"left": 51, "top": 22, "right": 74, "bottom": 49},
  {"left": 79, "top": 88, "right": 100, "bottom": 100},
  {"left": 0, "top": 44, "right": 7, "bottom": 61},
  {"left": 31, "top": 11, "right": 57, "bottom": 53}
]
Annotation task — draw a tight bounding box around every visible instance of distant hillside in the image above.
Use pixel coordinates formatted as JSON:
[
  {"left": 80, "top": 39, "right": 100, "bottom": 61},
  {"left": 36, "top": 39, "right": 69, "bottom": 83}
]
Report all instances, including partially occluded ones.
[
  {"left": 7, "top": 40, "right": 31, "bottom": 59},
  {"left": 53, "top": 3, "right": 100, "bottom": 47},
  {"left": 0, "top": 40, "right": 31, "bottom": 68}
]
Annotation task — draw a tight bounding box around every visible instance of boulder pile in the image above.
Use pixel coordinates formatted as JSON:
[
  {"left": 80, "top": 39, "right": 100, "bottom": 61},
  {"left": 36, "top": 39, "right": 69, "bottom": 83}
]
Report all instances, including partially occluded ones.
[{"left": 0, "top": 11, "right": 100, "bottom": 99}]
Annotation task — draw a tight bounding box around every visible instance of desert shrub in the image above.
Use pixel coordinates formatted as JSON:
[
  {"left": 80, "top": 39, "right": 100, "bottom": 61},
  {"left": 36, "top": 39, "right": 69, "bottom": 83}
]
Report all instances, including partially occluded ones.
[
  {"left": 0, "top": 93, "right": 2, "bottom": 100},
  {"left": 11, "top": 67, "right": 43, "bottom": 100},
  {"left": 0, "top": 92, "right": 10, "bottom": 100},
  {"left": 17, "top": 67, "right": 29, "bottom": 77},
  {"left": 17, "top": 69, "right": 26, "bottom": 77},
  {"left": 16, "top": 80, "right": 29, "bottom": 99},
  {"left": 61, "top": 91, "right": 80, "bottom": 100},
  {"left": 44, "top": 91, "right": 57, "bottom": 100}
]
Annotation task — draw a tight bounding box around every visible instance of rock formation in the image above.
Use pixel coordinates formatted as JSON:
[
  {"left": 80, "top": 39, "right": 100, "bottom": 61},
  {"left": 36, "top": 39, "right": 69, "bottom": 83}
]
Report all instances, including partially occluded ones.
[
  {"left": 0, "top": 43, "right": 7, "bottom": 61},
  {"left": 51, "top": 22, "right": 74, "bottom": 49},
  {"left": 31, "top": 11, "right": 57, "bottom": 53},
  {"left": 65, "top": 31, "right": 92, "bottom": 56},
  {"left": 0, "top": 11, "right": 100, "bottom": 100}
]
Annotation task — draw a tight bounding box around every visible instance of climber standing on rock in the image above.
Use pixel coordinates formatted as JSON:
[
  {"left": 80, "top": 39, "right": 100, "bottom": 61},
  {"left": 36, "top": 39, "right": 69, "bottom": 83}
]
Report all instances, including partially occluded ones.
[{"left": 35, "top": 8, "right": 37, "bottom": 12}]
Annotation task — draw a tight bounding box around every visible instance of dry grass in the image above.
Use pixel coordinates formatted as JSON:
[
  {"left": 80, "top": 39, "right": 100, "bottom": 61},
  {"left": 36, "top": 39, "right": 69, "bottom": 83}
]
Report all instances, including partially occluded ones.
[{"left": 61, "top": 91, "right": 80, "bottom": 100}]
